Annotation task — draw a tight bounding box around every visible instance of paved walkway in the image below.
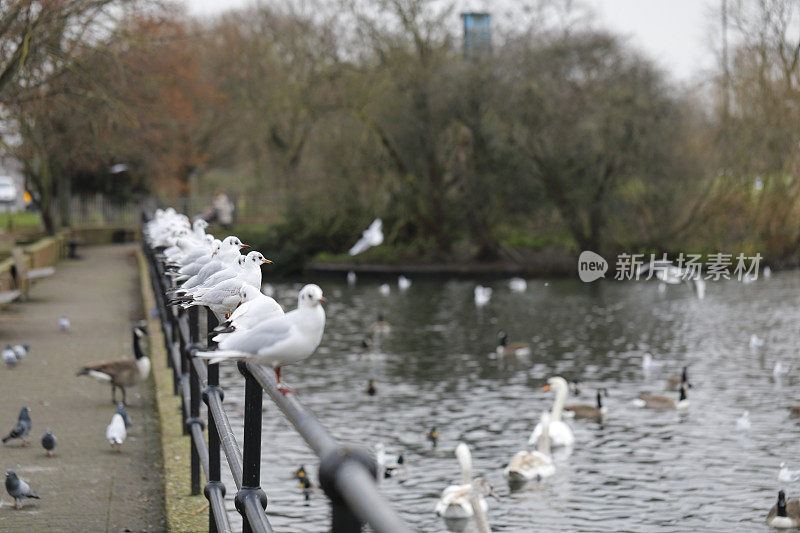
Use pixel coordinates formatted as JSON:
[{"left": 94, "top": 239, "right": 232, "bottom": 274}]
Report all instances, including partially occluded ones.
[{"left": 0, "top": 244, "right": 165, "bottom": 532}]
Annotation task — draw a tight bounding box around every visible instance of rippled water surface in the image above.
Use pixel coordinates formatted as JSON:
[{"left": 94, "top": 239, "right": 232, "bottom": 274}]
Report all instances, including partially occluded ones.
[{"left": 217, "top": 273, "right": 800, "bottom": 531}]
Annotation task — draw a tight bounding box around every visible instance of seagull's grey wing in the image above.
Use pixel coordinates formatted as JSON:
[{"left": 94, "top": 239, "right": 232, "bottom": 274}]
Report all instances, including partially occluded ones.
[{"left": 218, "top": 318, "right": 293, "bottom": 353}]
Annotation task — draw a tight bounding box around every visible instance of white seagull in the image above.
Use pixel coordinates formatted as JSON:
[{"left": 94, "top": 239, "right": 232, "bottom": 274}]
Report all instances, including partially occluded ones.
[
  {"left": 106, "top": 413, "right": 127, "bottom": 452},
  {"left": 199, "top": 284, "right": 326, "bottom": 393},
  {"left": 349, "top": 219, "right": 383, "bottom": 256}
]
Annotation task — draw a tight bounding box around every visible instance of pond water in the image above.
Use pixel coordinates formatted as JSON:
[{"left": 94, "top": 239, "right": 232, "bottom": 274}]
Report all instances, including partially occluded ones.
[{"left": 218, "top": 272, "right": 800, "bottom": 532}]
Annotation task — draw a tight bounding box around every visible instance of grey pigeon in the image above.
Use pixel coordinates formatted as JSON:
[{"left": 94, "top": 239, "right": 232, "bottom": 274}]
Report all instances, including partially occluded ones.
[
  {"left": 2, "top": 407, "right": 32, "bottom": 445},
  {"left": 2, "top": 345, "right": 16, "bottom": 367},
  {"left": 5, "top": 470, "right": 40, "bottom": 509},
  {"left": 41, "top": 428, "right": 57, "bottom": 457},
  {"left": 12, "top": 343, "right": 29, "bottom": 360},
  {"left": 116, "top": 402, "right": 132, "bottom": 429}
]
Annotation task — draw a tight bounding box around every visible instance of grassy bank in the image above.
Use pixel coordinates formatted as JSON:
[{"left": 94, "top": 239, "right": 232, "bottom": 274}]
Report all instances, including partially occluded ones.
[{"left": 136, "top": 249, "right": 208, "bottom": 532}]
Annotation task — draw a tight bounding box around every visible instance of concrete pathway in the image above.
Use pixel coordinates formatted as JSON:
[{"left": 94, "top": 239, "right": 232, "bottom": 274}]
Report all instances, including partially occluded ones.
[{"left": 0, "top": 244, "right": 165, "bottom": 532}]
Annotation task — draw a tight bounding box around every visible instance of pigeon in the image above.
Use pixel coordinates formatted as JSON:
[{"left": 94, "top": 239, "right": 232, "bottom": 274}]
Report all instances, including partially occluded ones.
[
  {"left": 398, "top": 275, "right": 411, "bottom": 291},
  {"left": 77, "top": 325, "right": 151, "bottom": 404},
  {"left": 59, "top": 314, "right": 70, "bottom": 331},
  {"left": 12, "top": 343, "right": 29, "bottom": 360},
  {"left": 117, "top": 402, "right": 132, "bottom": 429},
  {"left": 106, "top": 413, "right": 127, "bottom": 452},
  {"left": 2, "top": 407, "right": 32, "bottom": 445},
  {"left": 198, "top": 284, "right": 326, "bottom": 393},
  {"left": 348, "top": 219, "right": 383, "bottom": 256},
  {"left": 3, "top": 344, "right": 17, "bottom": 367},
  {"left": 5, "top": 470, "right": 40, "bottom": 509},
  {"left": 41, "top": 429, "right": 57, "bottom": 457}
]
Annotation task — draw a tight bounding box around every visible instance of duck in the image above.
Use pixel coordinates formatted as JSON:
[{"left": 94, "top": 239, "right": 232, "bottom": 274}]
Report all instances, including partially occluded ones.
[
  {"left": 504, "top": 411, "right": 555, "bottom": 488},
  {"left": 435, "top": 443, "right": 497, "bottom": 521},
  {"left": 788, "top": 406, "right": 800, "bottom": 419},
  {"left": 358, "top": 337, "right": 375, "bottom": 356},
  {"left": 528, "top": 376, "right": 575, "bottom": 447},
  {"left": 77, "top": 325, "right": 150, "bottom": 404},
  {"left": 633, "top": 383, "right": 689, "bottom": 410},
  {"left": 496, "top": 331, "right": 531, "bottom": 357},
  {"left": 766, "top": 490, "right": 800, "bottom": 528},
  {"left": 294, "top": 465, "right": 308, "bottom": 481},
  {"left": 564, "top": 389, "right": 608, "bottom": 421},
  {"left": 427, "top": 426, "right": 439, "bottom": 447},
  {"left": 366, "top": 379, "right": 377, "bottom": 396},
  {"left": 371, "top": 314, "right": 391, "bottom": 335},
  {"left": 665, "top": 366, "right": 689, "bottom": 391}
]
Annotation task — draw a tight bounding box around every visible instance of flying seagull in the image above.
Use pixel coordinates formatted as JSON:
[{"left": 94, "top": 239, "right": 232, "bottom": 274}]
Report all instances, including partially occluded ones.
[{"left": 349, "top": 219, "right": 383, "bottom": 256}]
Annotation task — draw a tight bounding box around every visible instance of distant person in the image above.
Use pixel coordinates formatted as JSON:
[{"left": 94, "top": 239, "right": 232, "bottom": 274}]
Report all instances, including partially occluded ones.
[{"left": 212, "top": 191, "right": 234, "bottom": 229}]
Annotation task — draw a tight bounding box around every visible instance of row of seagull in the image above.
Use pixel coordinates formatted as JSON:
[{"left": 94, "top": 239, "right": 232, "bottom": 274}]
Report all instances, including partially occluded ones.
[{"left": 145, "top": 208, "right": 327, "bottom": 392}]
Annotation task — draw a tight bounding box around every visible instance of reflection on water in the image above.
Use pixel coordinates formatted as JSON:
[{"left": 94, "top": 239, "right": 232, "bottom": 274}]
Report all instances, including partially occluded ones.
[{"left": 218, "top": 273, "right": 800, "bottom": 532}]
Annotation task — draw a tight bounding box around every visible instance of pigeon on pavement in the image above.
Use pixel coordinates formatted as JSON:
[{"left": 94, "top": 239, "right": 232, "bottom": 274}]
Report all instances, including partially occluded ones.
[
  {"left": 2, "top": 407, "right": 32, "bottom": 445},
  {"left": 41, "top": 429, "right": 57, "bottom": 457},
  {"left": 5, "top": 470, "right": 40, "bottom": 509}
]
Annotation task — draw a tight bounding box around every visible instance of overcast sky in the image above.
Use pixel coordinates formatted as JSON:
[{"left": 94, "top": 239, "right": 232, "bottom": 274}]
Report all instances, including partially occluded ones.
[{"left": 184, "top": 0, "right": 719, "bottom": 82}]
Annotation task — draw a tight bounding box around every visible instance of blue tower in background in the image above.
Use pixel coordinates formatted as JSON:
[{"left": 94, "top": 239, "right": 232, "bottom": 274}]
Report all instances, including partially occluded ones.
[{"left": 461, "top": 12, "right": 491, "bottom": 59}]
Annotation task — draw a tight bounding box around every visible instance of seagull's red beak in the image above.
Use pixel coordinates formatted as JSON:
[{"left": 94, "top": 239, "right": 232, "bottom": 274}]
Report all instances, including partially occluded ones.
[
  {"left": 263, "top": 259, "right": 272, "bottom": 264},
  {"left": 241, "top": 244, "right": 251, "bottom": 248},
  {"left": 318, "top": 297, "right": 327, "bottom": 303}
]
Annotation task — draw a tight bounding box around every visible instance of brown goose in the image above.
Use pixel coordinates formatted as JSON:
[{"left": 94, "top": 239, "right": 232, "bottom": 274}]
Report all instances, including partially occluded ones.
[
  {"left": 634, "top": 384, "right": 689, "bottom": 411},
  {"left": 496, "top": 331, "right": 531, "bottom": 357},
  {"left": 788, "top": 406, "right": 800, "bottom": 420},
  {"left": 77, "top": 325, "right": 150, "bottom": 404},
  {"left": 766, "top": 490, "right": 800, "bottom": 528},
  {"left": 665, "top": 366, "right": 689, "bottom": 391},
  {"left": 564, "top": 389, "right": 608, "bottom": 420}
]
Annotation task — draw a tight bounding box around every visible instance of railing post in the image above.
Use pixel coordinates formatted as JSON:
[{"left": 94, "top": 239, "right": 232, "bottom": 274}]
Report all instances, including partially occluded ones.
[
  {"left": 187, "top": 306, "right": 202, "bottom": 496},
  {"left": 204, "top": 311, "right": 223, "bottom": 533},
  {"left": 319, "top": 448, "right": 376, "bottom": 533},
  {"left": 235, "top": 361, "right": 268, "bottom": 533}
]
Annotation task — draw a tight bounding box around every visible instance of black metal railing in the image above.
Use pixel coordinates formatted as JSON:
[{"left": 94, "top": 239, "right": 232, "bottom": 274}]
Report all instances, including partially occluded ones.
[{"left": 141, "top": 222, "right": 412, "bottom": 533}]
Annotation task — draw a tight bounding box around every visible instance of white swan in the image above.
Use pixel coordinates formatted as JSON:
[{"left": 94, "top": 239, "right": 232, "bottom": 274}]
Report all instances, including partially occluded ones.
[
  {"left": 528, "top": 376, "right": 575, "bottom": 448},
  {"left": 505, "top": 411, "right": 555, "bottom": 486},
  {"left": 435, "top": 443, "right": 496, "bottom": 521}
]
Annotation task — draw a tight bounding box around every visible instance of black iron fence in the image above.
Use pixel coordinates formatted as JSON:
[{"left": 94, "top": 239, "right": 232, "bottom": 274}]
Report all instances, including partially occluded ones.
[{"left": 142, "top": 221, "right": 412, "bottom": 533}]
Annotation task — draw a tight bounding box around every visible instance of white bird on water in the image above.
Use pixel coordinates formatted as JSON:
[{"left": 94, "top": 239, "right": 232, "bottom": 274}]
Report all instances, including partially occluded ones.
[
  {"left": 736, "top": 410, "right": 751, "bottom": 433},
  {"left": 349, "top": 219, "right": 383, "bottom": 256},
  {"left": 779, "top": 463, "right": 799, "bottom": 483},
  {"left": 346, "top": 271, "right": 357, "bottom": 286},
  {"left": 435, "top": 443, "right": 497, "bottom": 523},
  {"left": 774, "top": 361, "right": 790, "bottom": 380},
  {"left": 750, "top": 334, "right": 765, "bottom": 352},
  {"left": 379, "top": 284, "right": 391, "bottom": 296},
  {"left": 529, "top": 376, "right": 575, "bottom": 448},
  {"left": 198, "top": 284, "right": 327, "bottom": 393},
  {"left": 509, "top": 277, "right": 527, "bottom": 292},
  {"left": 474, "top": 286, "right": 491, "bottom": 307},
  {"left": 398, "top": 275, "right": 411, "bottom": 291}
]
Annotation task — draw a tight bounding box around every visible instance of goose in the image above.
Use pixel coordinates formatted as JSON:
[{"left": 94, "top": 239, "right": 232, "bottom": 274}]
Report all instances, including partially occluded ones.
[
  {"left": 564, "top": 389, "right": 608, "bottom": 420},
  {"left": 766, "top": 490, "right": 800, "bottom": 528},
  {"left": 496, "top": 331, "right": 531, "bottom": 357},
  {"left": 666, "top": 366, "right": 689, "bottom": 391},
  {"left": 504, "top": 411, "right": 555, "bottom": 488},
  {"left": 77, "top": 325, "right": 151, "bottom": 404},
  {"left": 633, "top": 383, "right": 689, "bottom": 410},
  {"left": 435, "top": 443, "right": 497, "bottom": 521},
  {"left": 528, "top": 377, "right": 575, "bottom": 447},
  {"left": 788, "top": 406, "right": 800, "bottom": 420}
]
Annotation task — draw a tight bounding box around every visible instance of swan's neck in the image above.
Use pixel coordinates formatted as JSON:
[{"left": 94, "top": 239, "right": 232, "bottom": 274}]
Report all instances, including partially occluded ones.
[
  {"left": 551, "top": 383, "right": 567, "bottom": 421},
  {"left": 538, "top": 415, "right": 551, "bottom": 456},
  {"left": 471, "top": 494, "right": 491, "bottom": 533},
  {"left": 456, "top": 445, "right": 473, "bottom": 485}
]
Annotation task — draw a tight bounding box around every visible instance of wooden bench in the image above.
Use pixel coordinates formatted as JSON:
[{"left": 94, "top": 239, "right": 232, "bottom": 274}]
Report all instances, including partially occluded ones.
[{"left": 11, "top": 246, "right": 55, "bottom": 298}]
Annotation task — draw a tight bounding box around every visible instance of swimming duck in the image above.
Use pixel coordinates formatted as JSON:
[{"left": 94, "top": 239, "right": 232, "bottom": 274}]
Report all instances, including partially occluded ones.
[
  {"left": 366, "top": 379, "right": 377, "bottom": 396},
  {"left": 788, "top": 406, "right": 800, "bottom": 420},
  {"left": 427, "top": 426, "right": 439, "bottom": 447}
]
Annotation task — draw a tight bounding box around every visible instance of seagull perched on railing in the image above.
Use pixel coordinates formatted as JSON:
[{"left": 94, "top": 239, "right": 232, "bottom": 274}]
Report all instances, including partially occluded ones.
[
  {"left": 213, "top": 285, "right": 284, "bottom": 334},
  {"left": 197, "top": 284, "right": 326, "bottom": 394}
]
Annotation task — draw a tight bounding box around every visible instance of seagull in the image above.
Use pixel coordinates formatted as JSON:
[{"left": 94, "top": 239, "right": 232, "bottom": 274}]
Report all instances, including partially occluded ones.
[
  {"left": 349, "top": 219, "right": 383, "bottom": 256},
  {"left": 198, "top": 284, "right": 326, "bottom": 393},
  {"left": 509, "top": 277, "right": 527, "bottom": 292},
  {"left": 12, "top": 343, "right": 29, "bottom": 360},
  {"left": 750, "top": 334, "right": 766, "bottom": 352},
  {"left": 642, "top": 352, "right": 662, "bottom": 374},
  {"left": 3, "top": 344, "right": 17, "bottom": 367},
  {"left": 106, "top": 413, "right": 127, "bottom": 452},
  {"left": 637, "top": 260, "right": 706, "bottom": 298},
  {"left": 41, "top": 429, "right": 57, "bottom": 457},
  {"left": 398, "top": 275, "right": 411, "bottom": 291},
  {"left": 77, "top": 325, "right": 151, "bottom": 404},
  {"left": 173, "top": 278, "right": 248, "bottom": 319},
  {"left": 5, "top": 470, "right": 40, "bottom": 510},
  {"left": 764, "top": 266, "right": 772, "bottom": 278},
  {"left": 2, "top": 407, "right": 32, "bottom": 446},
  {"left": 474, "top": 285, "right": 492, "bottom": 307},
  {"left": 774, "top": 361, "right": 791, "bottom": 380},
  {"left": 379, "top": 284, "right": 391, "bottom": 296},
  {"left": 780, "top": 463, "right": 800, "bottom": 483},
  {"left": 347, "top": 271, "right": 357, "bottom": 286},
  {"left": 117, "top": 402, "right": 132, "bottom": 429},
  {"left": 59, "top": 315, "right": 70, "bottom": 331},
  {"left": 736, "top": 411, "right": 751, "bottom": 433},
  {"left": 212, "top": 284, "right": 284, "bottom": 334}
]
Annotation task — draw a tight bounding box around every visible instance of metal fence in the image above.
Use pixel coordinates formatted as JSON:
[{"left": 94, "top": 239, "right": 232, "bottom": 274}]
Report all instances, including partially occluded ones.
[{"left": 141, "top": 217, "right": 412, "bottom": 533}]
